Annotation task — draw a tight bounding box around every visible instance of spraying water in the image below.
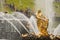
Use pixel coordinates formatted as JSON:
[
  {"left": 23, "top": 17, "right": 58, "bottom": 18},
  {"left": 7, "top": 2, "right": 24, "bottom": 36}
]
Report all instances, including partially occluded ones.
[
  {"left": 18, "top": 12, "right": 40, "bottom": 35},
  {"left": 0, "top": 12, "right": 21, "bottom": 35},
  {"left": 45, "top": 0, "right": 55, "bottom": 34},
  {"left": 30, "top": 15, "right": 40, "bottom": 35},
  {"left": 0, "top": 12, "right": 40, "bottom": 35},
  {"left": 10, "top": 13, "right": 30, "bottom": 34},
  {"left": 12, "top": 12, "right": 40, "bottom": 35},
  {"left": 53, "top": 24, "right": 60, "bottom": 36}
]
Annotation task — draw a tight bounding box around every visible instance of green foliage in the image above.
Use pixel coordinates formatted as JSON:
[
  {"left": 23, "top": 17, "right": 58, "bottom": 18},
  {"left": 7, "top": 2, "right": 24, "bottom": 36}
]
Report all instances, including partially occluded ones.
[
  {"left": 5, "top": 0, "right": 34, "bottom": 12},
  {"left": 53, "top": 1, "right": 60, "bottom": 14}
]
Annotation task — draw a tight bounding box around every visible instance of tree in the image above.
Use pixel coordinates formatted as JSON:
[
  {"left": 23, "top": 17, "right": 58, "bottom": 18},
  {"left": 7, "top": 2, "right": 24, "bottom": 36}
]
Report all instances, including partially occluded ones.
[
  {"left": 53, "top": 0, "right": 60, "bottom": 14},
  {"left": 4, "top": 0, "right": 34, "bottom": 12}
]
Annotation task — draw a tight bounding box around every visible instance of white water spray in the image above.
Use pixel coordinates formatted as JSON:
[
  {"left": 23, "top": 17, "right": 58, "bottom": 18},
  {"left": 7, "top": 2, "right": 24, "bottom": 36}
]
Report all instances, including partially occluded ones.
[
  {"left": 30, "top": 16, "right": 40, "bottom": 35},
  {"left": 18, "top": 12, "right": 40, "bottom": 35},
  {"left": 53, "top": 24, "right": 60, "bottom": 36},
  {"left": 12, "top": 12, "right": 40, "bottom": 35},
  {"left": 11, "top": 13, "right": 30, "bottom": 34},
  {"left": 0, "top": 12, "right": 21, "bottom": 35}
]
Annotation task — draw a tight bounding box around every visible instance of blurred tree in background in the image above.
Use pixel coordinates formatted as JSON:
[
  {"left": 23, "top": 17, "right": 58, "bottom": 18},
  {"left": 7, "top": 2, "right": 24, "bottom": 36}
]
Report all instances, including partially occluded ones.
[
  {"left": 0, "top": 0, "right": 34, "bottom": 13},
  {"left": 53, "top": 0, "right": 60, "bottom": 14}
]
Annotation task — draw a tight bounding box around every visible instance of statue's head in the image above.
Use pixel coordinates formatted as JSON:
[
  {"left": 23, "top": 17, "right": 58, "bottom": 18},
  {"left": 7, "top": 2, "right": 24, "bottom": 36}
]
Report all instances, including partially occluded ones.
[
  {"left": 37, "top": 10, "right": 41, "bottom": 14},
  {"left": 36, "top": 10, "right": 42, "bottom": 16}
]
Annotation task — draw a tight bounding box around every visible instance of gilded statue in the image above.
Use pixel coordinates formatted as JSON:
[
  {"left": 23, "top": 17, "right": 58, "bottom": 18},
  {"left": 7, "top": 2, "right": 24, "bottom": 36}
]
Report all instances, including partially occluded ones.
[{"left": 36, "top": 10, "right": 49, "bottom": 36}]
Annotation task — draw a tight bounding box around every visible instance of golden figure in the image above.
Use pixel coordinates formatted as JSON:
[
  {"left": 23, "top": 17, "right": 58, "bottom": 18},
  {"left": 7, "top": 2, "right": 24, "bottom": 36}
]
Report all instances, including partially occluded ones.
[{"left": 36, "top": 10, "right": 49, "bottom": 36}]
